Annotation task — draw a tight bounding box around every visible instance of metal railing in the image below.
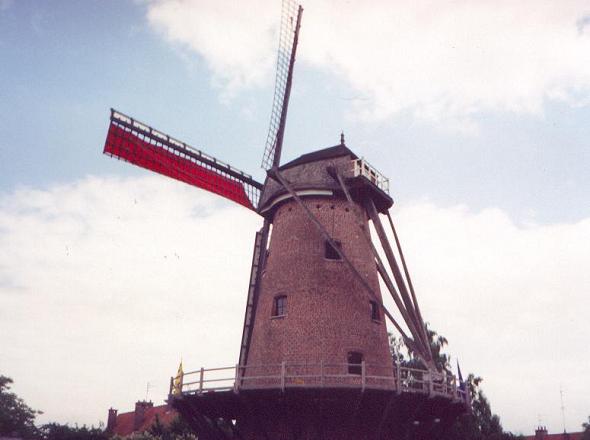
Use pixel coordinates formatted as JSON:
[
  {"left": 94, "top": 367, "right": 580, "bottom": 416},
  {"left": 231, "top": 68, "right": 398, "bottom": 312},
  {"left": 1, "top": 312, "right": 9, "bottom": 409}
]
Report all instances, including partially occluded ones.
[
  {"left": 352, "top": 158, "right": 390, "bottom": 194},
  {"left": 170, "top": 362, "right": 469, "bottom": 405}
]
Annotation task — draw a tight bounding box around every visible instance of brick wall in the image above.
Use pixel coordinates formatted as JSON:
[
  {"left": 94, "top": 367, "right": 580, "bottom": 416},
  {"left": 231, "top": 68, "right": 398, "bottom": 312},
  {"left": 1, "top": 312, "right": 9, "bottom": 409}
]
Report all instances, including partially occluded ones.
[{"left": 246, "top": 195, "right": 392, "bottom": 374}]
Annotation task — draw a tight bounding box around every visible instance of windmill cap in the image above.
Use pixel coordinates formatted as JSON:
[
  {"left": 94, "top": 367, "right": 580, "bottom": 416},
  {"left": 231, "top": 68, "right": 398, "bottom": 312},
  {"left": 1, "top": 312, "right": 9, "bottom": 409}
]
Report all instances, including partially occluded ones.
[{"left": 279, "top": 144, "right": 358, "bottom": 171}]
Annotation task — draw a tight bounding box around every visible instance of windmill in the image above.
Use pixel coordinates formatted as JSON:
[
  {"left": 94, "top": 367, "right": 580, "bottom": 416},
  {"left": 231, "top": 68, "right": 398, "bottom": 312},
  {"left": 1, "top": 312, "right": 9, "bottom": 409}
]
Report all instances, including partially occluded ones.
[{"left": 102, "top": 1, "right": 469, "bottom": 438}]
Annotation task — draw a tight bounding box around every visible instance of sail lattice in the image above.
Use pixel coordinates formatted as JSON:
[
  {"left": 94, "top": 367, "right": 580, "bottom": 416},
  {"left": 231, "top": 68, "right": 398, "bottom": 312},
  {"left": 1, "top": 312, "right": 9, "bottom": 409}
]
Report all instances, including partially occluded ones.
[
  {"left": 104, "top": 110, "right": 262, "bottom": 210},
  {"left": 261, "top": 0, "right": 301, "bottom": 170}
]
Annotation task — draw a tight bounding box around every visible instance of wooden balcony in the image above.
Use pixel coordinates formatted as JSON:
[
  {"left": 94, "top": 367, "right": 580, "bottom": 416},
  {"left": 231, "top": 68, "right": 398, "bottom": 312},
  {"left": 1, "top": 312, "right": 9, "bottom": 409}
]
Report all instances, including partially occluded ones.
[{"left": 169, "top": 362, "right": 470, "bottom": 406}]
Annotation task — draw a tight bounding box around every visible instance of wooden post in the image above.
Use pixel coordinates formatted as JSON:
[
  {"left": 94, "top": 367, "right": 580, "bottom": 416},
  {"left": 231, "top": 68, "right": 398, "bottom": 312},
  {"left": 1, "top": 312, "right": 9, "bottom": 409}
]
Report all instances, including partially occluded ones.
[
  {"left": 233, "top": 364, "right": 240, "bottom": 394},
  {"left": 199, "top": 367, "right": 204, "bottom": 393},
  {"left": 281, "top": 361, "right": 286, "bottom": 392},
  {"left": 169, "top": 376, "right": 173, "bottom": 396},
  {"left": 361, "top": 361, "right": 366, "bottom": 392}
]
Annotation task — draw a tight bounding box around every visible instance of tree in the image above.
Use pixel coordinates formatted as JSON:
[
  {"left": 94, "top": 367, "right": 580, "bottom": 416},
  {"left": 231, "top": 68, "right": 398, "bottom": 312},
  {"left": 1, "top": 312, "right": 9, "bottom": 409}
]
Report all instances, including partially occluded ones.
[
  {"left": 444, "top": 372, "right": 522, "bottom": 440},
  {"left": 388, "top": 323, "right": 450, "bottom": 371},
  {"left": 35, "top": 422, "right": 108, "bottom": 440},
  {"left": 0, "top": 374, "right": 40, "bottom": 438},
  {"left": 144, "top": 414, "right": 195, "bottom": 440},
  {"left": 388, "top": 329, "right": 522, "bottom": 440},
  {"left": 582, "top": 416, "right": 590, "bottom": 440}
]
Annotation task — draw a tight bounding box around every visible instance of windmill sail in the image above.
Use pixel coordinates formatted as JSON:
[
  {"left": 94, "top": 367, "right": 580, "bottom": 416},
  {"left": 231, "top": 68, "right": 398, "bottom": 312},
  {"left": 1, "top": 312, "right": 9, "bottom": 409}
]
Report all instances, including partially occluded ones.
[
  {"left": 261, "top": 0, "right": 303, "bottom": 170},
  {"left": 104, "top": 109, "right": 262, "bottom": 210}
]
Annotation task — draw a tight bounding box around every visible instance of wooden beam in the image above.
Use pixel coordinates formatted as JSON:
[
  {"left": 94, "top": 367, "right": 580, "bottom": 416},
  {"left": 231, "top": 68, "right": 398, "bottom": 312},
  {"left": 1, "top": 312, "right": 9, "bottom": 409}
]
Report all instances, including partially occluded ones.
[
  {"left": 386, "top": 211, "right": 433, "bottom": 364},
  {"left": 365, "top": 198, "right": 433, "bottom": 366}
]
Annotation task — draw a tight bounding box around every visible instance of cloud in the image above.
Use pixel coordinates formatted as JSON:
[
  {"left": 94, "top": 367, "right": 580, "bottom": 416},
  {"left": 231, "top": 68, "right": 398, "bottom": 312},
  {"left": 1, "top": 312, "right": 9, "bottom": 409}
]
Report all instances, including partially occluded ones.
[
  {"left": 388, "top": 202, "right": 590, "bottom": 433},
  {"left": 0, "top": 176, "right": 588, "bottom": 433},
  {"left": 0, "top": 175, "right": 261, "bottom": 425},
  {"left": 145, "top": 0, "right": 590, "bottom": 132},
  {"left": 146, "top": 0, "right": 280, "bottom": 96}
]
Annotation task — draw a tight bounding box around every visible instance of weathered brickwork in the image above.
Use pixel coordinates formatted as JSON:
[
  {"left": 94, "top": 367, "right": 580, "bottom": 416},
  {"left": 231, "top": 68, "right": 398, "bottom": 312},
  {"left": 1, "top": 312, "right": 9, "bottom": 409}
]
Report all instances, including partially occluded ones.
[{"left": 246, "top": 195, "right": 392, "bottom": 374}]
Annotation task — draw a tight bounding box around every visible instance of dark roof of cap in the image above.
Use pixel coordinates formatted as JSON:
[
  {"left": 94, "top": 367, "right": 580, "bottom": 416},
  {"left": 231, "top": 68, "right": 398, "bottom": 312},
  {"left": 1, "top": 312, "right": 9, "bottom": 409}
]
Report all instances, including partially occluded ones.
[{"left": 279, "top": 144, "right": 358, "bottom": 170}]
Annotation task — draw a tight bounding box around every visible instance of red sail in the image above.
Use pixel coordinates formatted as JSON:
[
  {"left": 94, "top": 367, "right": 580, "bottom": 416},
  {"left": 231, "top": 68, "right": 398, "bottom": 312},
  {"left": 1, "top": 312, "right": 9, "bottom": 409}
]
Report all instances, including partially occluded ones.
[{"left": 104, "top": 122, "right": 257, "bottom": 210}]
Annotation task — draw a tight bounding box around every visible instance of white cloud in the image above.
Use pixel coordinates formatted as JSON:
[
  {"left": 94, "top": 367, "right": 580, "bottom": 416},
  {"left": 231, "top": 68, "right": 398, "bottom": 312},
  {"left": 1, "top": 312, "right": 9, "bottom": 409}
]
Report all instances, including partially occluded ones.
[
  {"left": 145, "top": 0, "right": 590, "bottom": 132},
  {"left": 0, "top": 175, "right": 260, "bottom": 426},
  {"left": 146, "top": 0, "right": 280, "bottom": 96},
  {"left": 1, "top": 176, "right": 588, "bottom": 433},
  {"left": 388, "top": 202, "right": 590, "bottom": 434}
]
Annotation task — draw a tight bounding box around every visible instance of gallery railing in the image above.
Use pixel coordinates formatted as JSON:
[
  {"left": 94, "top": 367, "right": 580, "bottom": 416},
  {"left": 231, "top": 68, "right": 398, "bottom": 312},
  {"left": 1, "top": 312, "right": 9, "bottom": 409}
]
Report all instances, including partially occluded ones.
[
  {"left": 169, "top": 362, "right": 470, "bottom": 405},
  {"left": 352, "top": 158, "right": 390, "bottom": 194}
]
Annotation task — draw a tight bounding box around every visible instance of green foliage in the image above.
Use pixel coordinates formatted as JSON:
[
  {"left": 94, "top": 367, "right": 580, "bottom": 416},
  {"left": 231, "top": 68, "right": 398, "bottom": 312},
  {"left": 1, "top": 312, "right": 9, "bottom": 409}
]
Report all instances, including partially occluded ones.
[
  {"left": 388, "top": 329, "right": 522, "bottom": 440},
  {"left": 35, "top": 422, "right": 108, "bottom": 440},
  {"left": 445, "top": 374, "right": 523, "bottom": 440},
  {"left": 388, "top": 323, "right": 450, "bottom": 372},
  {"left": 110, "top": 415, "right": 196, "bottom": 440},
  {"left": 0, "top": 375, "right": 41, "bottom": 439},
  {"left": 112, "top": 433, "right": 161, "bottom": 440},
  {"left": 111, "top": 429, "right": 196, "bottom": 440},
  {"left": 582, "top": 416, "right": 590, "bottom": 440}
]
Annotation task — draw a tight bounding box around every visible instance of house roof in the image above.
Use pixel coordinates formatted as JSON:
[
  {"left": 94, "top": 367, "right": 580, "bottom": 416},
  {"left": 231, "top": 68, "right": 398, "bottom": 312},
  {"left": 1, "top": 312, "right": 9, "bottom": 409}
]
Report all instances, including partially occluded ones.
[
  {"left": 111, "top": 404, "right": 177, "bottom": 437},
  {"left": 522, "top": 432, "right": 584, "bottom": 440}
]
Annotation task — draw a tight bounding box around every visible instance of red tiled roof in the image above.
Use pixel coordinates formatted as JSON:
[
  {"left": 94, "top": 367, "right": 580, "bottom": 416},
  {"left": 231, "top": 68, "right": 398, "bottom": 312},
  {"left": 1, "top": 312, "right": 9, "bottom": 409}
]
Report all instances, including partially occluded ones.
[
  {"left": 522, "top": 433, "right": 584, "bottom": 440},
  {"left": 111, "top": 404, "right": 178, "bottom": 436}
]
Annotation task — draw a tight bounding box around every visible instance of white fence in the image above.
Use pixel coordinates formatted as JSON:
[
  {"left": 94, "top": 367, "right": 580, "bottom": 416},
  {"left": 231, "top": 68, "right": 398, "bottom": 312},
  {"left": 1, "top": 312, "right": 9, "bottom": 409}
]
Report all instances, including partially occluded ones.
[{"left": 170, "top": 362, "right": 470, "bottom": 405}]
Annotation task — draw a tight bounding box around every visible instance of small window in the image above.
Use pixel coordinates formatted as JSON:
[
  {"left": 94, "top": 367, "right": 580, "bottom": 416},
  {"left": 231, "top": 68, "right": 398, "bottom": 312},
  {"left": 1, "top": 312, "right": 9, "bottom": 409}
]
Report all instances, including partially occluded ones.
[
  {"left": 347, "top": 351, "right": 363, "bottom": 375},
  {"left": 324, "top": 240, "right": 342, "bottom": 260},
  {"left": 370, "top": 300, "right": 380, "bottom": 321},
  {"left": 272, "top": 295, "right": 287, "bottom": 317}
]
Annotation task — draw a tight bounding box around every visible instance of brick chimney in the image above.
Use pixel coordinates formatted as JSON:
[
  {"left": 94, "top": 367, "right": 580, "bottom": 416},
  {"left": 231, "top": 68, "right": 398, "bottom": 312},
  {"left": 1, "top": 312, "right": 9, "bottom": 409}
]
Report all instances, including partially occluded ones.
[
  {"left": 535, "top": 426, "right": 548, "bottom": 440},
  {"left": 106, "top": 407, "right": 117, "bottom": 433},
  {"left": 134, "top": 401, "right": 153, "bottom": 430}
]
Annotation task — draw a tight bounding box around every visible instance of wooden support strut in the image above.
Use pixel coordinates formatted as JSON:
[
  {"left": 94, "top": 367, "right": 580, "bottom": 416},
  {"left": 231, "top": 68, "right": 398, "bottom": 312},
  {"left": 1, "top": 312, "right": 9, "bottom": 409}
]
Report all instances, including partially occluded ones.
[
  {"left": 330, "top": 169, "right": 430, "bottom": 358},
  {"left": 269, "top": 168, "right": 412, "bottom": 342},
  {"left": 374, "top": 263, "right": 429, "bottom": 361},
  {"left": 386, "top": 211, "right": 431, "bottom": 363},
  {"left": 364, "top": 198, "right": 435, "bottom": 366}
]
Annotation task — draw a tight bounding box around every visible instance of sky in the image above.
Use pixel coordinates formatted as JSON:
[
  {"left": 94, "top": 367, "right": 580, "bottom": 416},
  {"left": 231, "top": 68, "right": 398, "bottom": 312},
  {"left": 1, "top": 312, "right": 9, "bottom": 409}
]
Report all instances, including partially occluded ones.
[{"left": 0, "top": 0, "right": 589, "bottom": 435}]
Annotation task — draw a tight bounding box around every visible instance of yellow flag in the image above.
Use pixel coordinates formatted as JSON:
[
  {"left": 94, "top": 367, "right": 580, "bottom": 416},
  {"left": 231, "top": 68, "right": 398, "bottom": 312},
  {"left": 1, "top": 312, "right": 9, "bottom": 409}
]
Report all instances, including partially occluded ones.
[{"left": 172, "top": 360, "right": 184, "bottom": 395}]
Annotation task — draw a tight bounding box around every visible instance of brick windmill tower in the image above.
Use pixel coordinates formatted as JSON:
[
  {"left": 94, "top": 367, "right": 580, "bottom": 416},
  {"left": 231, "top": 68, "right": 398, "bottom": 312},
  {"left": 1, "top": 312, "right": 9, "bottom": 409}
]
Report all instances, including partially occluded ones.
[{"left": 102, "top": 1, "right": 469, "bottom": 439}]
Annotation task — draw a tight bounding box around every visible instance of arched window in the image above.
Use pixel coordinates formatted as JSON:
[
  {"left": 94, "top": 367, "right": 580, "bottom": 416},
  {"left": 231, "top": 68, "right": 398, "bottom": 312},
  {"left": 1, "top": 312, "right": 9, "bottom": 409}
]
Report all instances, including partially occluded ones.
[
  {"left": 347, "top": 351, "right": 363, "bottom": 375},
  {"left": 272, "top": 295, "right": 287, "bottom": 317}
]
